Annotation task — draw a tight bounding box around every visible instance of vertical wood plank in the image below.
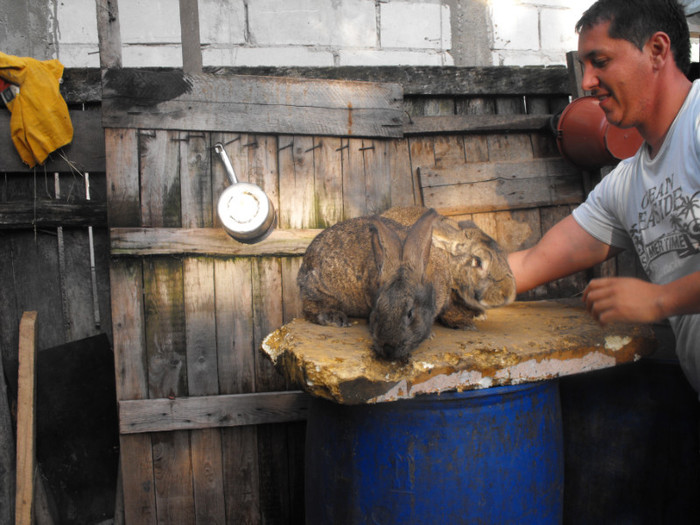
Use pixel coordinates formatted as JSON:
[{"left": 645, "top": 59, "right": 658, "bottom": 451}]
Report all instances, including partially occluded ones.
[
  {"left": 278, "top": 135, "right": 316, "bottom": 229},
  {"left": 387, "top": 138, "right": 417, "bottom": 206},
  {"left": 15, "top": 311, "right": 37, "bottom": 525},
  {"left": 95, "top": 0, "right": 122, "bottom": 69},
  {"left": 105, "top": 128, "right": 140, "bottom": 227},
  {"left": 434, "top": 135, "right": 466, "bottom": 168},
  {"left": 111, "top": 260, "right": 156, "bottom": 525},
  {"left": 342, "top": 138, "right": 367, "bottom": 219},
  {"left": 105, "top": 122, "right": 157, "bottom": 523},
  {"left": 140, "top": 128, "right": 193, "bottom": 524},
  {"left": 118, "top": 433, "right": 157, "bottom": 525},
  {"left": 185, "top": 257, "right": 226, "bottom": 524},
  {"left": 178, "top": 0, "right": 203, "bottom": 74},
  {"left": 144, "top": 257, "right": 194, "bottom": 525},
  {"left": 180, "top": 131, "right": 225, "bottom": 524},
  {"left": 215, "top": 258, "right": 261, "bottom": 523},
  {"left": 408, "top": 136, "right": 436, "bottom": 207},
  {"left": 313, "top": 136, "right": 344, "bottom": 227},
  {"left": 180, "top": 132, "right": 213, "bottom": 229},
  {"left": 252, "top": 258, "right": 289, "bottom": 525},
  {"left": 362, "top": 138, "right": 392, "bottom": 215},
  {"left": 140, "top": 130, "right": 182, "bottom": 229},
  {"left": 278, "top": 135, "right": 316, "bottom": 523}
]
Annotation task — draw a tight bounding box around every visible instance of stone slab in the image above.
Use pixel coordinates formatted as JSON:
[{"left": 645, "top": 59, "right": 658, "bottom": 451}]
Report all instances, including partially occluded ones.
[{"left": 261, "top": 300, "right": 657, "bottom": 405}]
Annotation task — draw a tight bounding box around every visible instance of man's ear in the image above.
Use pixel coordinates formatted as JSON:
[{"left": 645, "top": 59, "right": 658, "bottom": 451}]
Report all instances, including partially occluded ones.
[{"left": 647, "top": 31, "right": 672, "bottom": 70}]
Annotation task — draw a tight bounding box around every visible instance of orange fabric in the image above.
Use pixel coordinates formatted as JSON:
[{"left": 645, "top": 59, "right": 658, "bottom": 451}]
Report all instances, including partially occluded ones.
[{"left": 0, "top": 52, "right": 73, "bottom": 168}]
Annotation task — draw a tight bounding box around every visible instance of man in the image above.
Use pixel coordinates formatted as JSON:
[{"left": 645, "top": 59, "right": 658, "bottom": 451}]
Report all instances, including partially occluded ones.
[{"left": 508, "top": 0, "right": 700, "bottom": 395}]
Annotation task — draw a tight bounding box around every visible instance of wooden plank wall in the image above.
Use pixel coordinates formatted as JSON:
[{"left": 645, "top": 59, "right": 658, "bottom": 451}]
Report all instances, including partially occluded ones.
[
  {"left": 103, "top": 78, "right": 604, "bottom": 522},
  {"left": 2, "top": 62, "right": 647, "bottom": 523}
]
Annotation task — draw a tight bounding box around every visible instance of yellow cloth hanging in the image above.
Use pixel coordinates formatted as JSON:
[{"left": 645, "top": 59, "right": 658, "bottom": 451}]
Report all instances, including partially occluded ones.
[{"left": 0, "top": 52, "right": 73, "bottom": 168}]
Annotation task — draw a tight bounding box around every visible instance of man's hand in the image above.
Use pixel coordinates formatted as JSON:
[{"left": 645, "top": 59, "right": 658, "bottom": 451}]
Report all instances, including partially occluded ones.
[{"left": 582, "top": 277, "right": 665, "bottom": 325}]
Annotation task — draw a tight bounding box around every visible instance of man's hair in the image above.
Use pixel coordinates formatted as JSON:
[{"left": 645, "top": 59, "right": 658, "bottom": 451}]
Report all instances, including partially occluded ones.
[{"left": 576, "top": 0, "right": 691, "bottom": 74}]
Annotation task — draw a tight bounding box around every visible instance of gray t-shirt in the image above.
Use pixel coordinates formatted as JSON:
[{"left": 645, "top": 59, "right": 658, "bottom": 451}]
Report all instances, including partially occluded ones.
[{"left": 573, "top": 80, "right": 700, "bottom": 396}]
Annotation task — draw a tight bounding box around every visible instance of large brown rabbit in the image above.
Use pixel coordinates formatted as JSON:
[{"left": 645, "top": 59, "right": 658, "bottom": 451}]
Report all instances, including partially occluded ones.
[
  {"left": 297, "top": 208, "right": 450, "bottom": 360},
  {"left": 381, "top": 206, "right": 516, "bottom": 325}
]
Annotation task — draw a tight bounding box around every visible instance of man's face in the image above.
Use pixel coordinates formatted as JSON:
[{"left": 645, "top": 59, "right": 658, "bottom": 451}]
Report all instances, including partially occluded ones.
[{"left": 578, "top": 20, "right": 654, "bottom": 129}]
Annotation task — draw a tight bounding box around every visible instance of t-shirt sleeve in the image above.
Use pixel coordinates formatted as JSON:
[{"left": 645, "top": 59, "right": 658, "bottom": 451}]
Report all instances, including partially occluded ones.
[{"left": 571, "top": 171, "right": 635, "bottom": 251}]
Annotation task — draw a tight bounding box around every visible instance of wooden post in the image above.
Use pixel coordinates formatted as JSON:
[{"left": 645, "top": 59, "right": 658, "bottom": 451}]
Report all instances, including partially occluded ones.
[
  {"left": 179, "top": 0, "right": 203, "bottom": 74},
  {"left": 95, "top": 0, "right": 123, "bottom": 69},
  {"left": 15, "top": 311, "right": 38, "bottom": 525}
]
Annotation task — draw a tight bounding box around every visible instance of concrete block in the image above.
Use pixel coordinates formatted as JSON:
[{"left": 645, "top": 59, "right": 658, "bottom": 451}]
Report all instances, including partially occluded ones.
[
  {"left": 339, "top": 49, "right": 451, "bottom": 66},
  {"left": 56, "top": 1, "right": 98, "bottom": 43},
  {"left": 118, "top": 0, "right": 181, "bottom": 43},
  {"left": 491, "top": 3, "right": 539, "bottom": 51},
  {"left": 540, "top": 8, "right": 584, "bottom": 51},
  {"left": 57, "top": 44, "right": 101, "bottom": 68},
  {"left": 199, "top": 0, "right": 246, "bottom": 45},
  {"left": 121, "top": 44, "right": 184, "bottom": 68},
  {"left": 248, "top": 0, "right": 375, "bottom": 47},
  {"left": 492, "top": 49, "right": 567, "bottom": 67},
  {"left": 203, "top": 46, "right": 335, "bottom": 67},
  {"left": 380, "top": 2, "right": 451, "bottom": 50}
]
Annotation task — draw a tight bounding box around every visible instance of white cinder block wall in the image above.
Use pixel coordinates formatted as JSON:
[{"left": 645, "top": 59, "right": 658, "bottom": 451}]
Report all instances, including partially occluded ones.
[{"left": 13, "top": 0, "right": 597, "bottom": 69}]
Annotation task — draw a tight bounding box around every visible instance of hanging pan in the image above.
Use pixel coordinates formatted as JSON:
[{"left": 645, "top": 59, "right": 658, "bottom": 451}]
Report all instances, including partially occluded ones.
[{"left": 214, "top": 142, "right": 276, "bottom": 243}]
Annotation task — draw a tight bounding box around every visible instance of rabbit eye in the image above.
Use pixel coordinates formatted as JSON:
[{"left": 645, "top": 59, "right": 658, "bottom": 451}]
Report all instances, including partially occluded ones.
[
  {"left": 470, "top": 256, "right": 482, "bottom": 269},
  {"left": 407, "top": 308, "right": 414, "bottom": 321}
]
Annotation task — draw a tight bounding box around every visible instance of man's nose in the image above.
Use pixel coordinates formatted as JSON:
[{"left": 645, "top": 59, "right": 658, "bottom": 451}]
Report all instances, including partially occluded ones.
[{"left": 580, "top": 64, "right": 598, "bottom": 93}]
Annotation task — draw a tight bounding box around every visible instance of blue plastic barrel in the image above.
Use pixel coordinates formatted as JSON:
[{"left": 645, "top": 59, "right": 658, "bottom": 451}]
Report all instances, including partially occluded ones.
[{"left": 305, "top": 380, "right": 563, "bottom": 524}]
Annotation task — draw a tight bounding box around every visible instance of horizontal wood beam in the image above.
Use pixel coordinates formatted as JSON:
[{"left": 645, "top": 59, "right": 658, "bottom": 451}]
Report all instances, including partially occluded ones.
[
  {"left": 403, "top": 114, "right": 552, "bottom": 135},
  {"left": 0, "top": 201, "right": 107, "bottom": 228},
  {"left": 419, "top": 158, "right": 584, "bottom": 215},
  {"left": 101, "top": 69, "right": 404, "bottom": 137},
  {"left": 210, "top": 66, "right": 571, "bottom": 96},
  {"left": 61, "top": 66, "right": 570, "bottom": 104},
  {"left": 118, "top": 391, "right": 311, "bottom": 434},
  {"left": 110, "top": 227, "right": 321, "bottom": 257}
]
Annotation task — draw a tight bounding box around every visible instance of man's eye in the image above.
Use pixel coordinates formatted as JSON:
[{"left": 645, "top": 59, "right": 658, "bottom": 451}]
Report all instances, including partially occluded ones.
[{"left": 591, "top": 58, "right": 608, "bottom": 68}]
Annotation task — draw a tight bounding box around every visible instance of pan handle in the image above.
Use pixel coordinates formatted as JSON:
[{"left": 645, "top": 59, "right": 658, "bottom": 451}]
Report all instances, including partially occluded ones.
[{"left": 214, "top": 143, "right": 239, "bottom": 185}]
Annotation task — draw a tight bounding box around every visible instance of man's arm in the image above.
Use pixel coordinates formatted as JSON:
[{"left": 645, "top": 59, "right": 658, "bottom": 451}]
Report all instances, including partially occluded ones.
[
  {"left": 507, "top": 215, "right": 618, "bottom": 294},
  {"left": 508, "top": 214, "right": 700, "bottom": 325}
]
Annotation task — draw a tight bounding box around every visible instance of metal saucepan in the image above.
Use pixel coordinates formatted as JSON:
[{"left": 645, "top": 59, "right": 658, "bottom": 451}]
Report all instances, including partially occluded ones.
[{"left": 214, "top": 142, "right": 276, "bottom": 243}]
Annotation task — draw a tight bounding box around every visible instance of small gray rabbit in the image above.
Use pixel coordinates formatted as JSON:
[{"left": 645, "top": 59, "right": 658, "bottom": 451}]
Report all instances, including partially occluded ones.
[
  {"left": 381, "top": 206, "right": 516, "bottom": 327},
  {"left": 297, "top": 208, "right": 448, "bottom": 360}
]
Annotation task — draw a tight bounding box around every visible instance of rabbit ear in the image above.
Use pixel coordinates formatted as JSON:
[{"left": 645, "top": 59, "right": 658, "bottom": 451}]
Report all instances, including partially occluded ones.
[
  {"left": 402, "top": 208, "right": 437, "bottom": 273},
  {"left": 430, "top": 216, "right": 473, "bottom": 256},
  {"left": 370, "top": 218, "right": 402, "bottom": 274}
]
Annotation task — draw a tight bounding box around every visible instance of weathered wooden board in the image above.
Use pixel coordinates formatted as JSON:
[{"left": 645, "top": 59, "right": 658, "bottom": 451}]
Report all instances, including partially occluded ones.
[
  {"left": 176, "top": 66, "right": 572, "bottom": 97},
  {"left": 0, "top": 201, "right": 106, "bottom": 228},
  {"left": 261, "top": 300, "right": 657, "bottom": 405},
  {"left": 419, "top": 166, "right": 584, "bottom": 214},
  {"left": 0, "top": 109, "right": 105, "bottom": 172},
  {"left": 99, "top": 85, "right": 587, "bottom": 523},
  {"left": 404, "top": 114, "right": 551, "bottom": 135},
  {"left": 15, "top": 311, "right": 38, "bottom": 525},
  {"left": 60, "top": 66, "right": 570, "bottom": 105},
  {"left": 119, "top": 391, "right": 311, "bottom": 434},
  {"left": 101, "top": 69, "right": 404, "bottom": 138}
]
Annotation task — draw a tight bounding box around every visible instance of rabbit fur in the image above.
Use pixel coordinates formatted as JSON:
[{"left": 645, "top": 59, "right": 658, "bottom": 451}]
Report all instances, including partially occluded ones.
[
  {"left": 381, "top": 206, "right": 516, "bottom": 327},
  {"left": 297, "top": 208, "right": 449, "bottom": 360}
]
